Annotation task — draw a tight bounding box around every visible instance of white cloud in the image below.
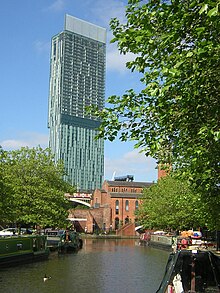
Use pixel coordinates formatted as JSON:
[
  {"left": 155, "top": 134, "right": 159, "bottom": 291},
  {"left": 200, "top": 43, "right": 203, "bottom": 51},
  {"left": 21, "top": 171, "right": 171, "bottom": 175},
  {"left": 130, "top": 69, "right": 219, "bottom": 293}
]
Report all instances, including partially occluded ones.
[
  {"left": 33, "top": 40, "right": 50, "bottom": 54},
  {"left": 0, "top": 132, "right": 49, "bottom": 150},
  {"left": 106, "top": 43, "right": 136, "bottom": 73},
  {"left": 90, "top": 0, "right": 126, "bottom": 28},
  {"left": 104, "top": 149, "right": 157, "bottom": 182},
  {"left": 123, "top": 149, "right": 147, "bottom": 163},
  {"left": 1, "top": 140, "right": 26, "bottom": 150},
  {"left": 47, "top": 0, "right": 65, "bottom": 12}
]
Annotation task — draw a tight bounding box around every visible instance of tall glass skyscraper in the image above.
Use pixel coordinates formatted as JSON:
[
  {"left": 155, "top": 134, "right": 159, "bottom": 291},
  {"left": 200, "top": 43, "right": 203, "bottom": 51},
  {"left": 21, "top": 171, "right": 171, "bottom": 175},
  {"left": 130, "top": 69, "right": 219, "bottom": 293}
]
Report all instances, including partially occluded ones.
[{"left": 48, "top": 15, "right": 106, "bottom": 192}]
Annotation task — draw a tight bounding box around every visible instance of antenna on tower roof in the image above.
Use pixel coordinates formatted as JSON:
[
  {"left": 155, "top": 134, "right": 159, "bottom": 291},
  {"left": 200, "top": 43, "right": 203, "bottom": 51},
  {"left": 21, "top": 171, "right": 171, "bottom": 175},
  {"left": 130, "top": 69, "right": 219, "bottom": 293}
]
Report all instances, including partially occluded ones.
[{"left": 111, "top": 171, "right": 116, "bottom": 181}]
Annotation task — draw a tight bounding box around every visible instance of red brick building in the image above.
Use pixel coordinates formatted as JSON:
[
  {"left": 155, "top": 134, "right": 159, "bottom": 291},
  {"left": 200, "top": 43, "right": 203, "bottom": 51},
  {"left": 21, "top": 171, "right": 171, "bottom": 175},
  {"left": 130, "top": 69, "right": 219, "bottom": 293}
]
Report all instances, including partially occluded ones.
[
  {"left": 68, "top": 178, "right": 153, "bottom": 235},
  {"left": 92, "top": 180, "right": 152, "bottom": 231},
  {"left": 158, "top": 164, "right": 171, "bottom": 179}
]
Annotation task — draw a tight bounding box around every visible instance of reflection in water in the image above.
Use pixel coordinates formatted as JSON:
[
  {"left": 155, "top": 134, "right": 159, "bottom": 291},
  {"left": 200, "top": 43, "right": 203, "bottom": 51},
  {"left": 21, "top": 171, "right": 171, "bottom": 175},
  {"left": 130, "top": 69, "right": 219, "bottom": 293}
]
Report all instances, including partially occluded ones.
[{"left": 0, "top": 238, "right": 169, "bottom": 293}]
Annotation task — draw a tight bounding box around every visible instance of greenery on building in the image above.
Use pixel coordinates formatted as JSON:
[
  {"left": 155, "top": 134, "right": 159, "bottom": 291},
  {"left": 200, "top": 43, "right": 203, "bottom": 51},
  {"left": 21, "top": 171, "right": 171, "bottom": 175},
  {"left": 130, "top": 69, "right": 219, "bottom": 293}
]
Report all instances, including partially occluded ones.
[
  {"left": 90, "top": 0, "right": 220, "bottom": 229},
  {"left": 0, "top": 146, "right": 75, "bottom": 228}
]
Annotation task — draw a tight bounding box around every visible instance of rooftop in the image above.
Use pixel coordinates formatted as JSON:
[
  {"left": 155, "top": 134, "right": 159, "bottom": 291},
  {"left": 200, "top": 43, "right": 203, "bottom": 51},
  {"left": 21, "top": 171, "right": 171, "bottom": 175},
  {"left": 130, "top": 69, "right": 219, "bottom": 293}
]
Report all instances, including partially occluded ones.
[
  {"left": 105, "top": 180, "right": 153, "bottom": 188},
  {"left": 64, "top": 14, "right": 106, "bottom": 43}
]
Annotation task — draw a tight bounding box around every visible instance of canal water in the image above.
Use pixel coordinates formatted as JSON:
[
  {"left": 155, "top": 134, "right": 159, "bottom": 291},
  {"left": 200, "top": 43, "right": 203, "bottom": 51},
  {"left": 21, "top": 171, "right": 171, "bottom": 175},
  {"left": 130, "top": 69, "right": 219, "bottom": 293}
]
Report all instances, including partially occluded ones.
[{"left": 0, "top": 238, "right": 170, "bottom": 293}]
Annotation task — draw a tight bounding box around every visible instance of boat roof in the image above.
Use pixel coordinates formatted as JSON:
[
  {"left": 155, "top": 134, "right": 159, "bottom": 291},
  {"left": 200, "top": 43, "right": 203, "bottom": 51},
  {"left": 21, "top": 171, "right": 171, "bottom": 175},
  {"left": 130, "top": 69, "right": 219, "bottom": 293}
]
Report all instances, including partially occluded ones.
[{"left": 156, "top": 250, "right": 220, "bottom": 292}]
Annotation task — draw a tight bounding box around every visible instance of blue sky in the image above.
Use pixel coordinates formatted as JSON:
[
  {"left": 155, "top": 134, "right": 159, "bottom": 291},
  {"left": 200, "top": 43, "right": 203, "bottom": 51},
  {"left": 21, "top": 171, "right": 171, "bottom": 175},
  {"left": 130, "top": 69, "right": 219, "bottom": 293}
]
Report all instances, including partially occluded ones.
[{"left": 0, "top": 0, "right": 157, "bottom": 182}]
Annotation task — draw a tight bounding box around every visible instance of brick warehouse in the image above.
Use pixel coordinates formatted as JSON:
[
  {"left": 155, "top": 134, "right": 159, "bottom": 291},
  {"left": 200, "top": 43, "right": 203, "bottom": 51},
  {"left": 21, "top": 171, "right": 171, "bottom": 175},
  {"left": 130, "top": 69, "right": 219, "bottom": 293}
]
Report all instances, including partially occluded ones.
[{"left": 68, "top": 176, "right": 153, "bottom": 235}]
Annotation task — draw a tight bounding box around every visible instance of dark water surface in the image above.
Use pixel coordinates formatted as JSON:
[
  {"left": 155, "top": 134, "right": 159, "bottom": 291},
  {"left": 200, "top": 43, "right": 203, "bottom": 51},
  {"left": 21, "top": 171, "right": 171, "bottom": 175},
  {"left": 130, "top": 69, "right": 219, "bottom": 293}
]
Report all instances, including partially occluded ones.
[{"left": 0, "top": 238, "right": 169, "bottom": 293}]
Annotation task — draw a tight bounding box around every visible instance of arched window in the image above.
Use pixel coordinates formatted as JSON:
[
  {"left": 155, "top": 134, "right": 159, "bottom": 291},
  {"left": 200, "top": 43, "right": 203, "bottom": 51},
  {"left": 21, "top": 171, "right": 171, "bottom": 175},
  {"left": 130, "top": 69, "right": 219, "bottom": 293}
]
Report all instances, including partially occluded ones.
[
  {"left": 125, "top": 200, "right": 129, "bottom": 211},
  {"left": 125, "top": 216, "right": 129, "bottom": 224},
  {"left": 135, "top": 200, "right": 139, "bottom": 210},
  {"left": 115, "top": 217, "right": 119, "bottom": 230},
  {"left": 115, "top": 200, "right": 119, "bottom": 215}
]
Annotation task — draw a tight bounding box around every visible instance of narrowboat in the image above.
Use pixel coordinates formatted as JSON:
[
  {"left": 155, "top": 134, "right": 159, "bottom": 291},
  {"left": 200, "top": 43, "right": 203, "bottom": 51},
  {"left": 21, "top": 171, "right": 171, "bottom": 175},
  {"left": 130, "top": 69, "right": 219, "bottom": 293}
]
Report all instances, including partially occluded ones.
[
  {"left": 45, "top": 229, "right": 65, "bottom": 251},
  {"left": 58, "top": 230, "right": 83, "bottom": 253},
  {"left": 156, "top": 249, "right": 220, "bottom": 292},
  {"left": 0, "top": 235, "right": 49, "bottom": 267}
]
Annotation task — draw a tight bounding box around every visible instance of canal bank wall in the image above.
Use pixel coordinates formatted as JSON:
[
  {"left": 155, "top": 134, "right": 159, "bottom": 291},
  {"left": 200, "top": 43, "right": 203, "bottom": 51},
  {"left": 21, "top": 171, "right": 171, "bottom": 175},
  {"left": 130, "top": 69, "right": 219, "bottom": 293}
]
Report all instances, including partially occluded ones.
[
  {"left": 81, "top": 234, "right": 173, "bottom": 251},
  {"left": 81, "top": 233, "right": 174, "bottom": 251},
  {"left": 81, "top": 233, "right": 139, "bottom": 239}
]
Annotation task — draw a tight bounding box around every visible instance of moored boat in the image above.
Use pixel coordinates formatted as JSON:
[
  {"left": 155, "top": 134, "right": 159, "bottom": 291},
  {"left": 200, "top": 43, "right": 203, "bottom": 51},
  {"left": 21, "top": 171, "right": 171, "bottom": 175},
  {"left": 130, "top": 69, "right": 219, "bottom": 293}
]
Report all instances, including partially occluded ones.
[
  {"left": 0, "top": 235, "right": 49, "bottom": 267},
  {"left": 45, "top": 229, "right": 65, "bottom": 251},
  {"left": 58, "top": 230, "right": 83, "bottom": 253},
  {"left": 156, "top": 249, "right": 220, "bottom": 292},
  {"left": 139, "top": 230, "right": 175, "bottom": 250}
]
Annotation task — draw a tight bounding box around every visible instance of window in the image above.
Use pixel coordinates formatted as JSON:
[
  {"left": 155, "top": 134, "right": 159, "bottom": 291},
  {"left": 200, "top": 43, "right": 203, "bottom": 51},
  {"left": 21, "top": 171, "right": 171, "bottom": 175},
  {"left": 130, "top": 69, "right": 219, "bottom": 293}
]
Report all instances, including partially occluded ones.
[
  {"left": 115, "top": 217, "right": 119, "bottom": 230},
  {"left": 112, "top": 187, "right": 118, "bottom": 192},
  {"left": 125, "top": 216, "right": 129, "bottom": 224},
  {"left": 125, "top": 200, "right": 129, "bottom": 211},
  {"left": 135, "top": 200, "right": 139, "bottom": 210},
  {"left": 115, "top": 200, "right": 119, "bottom": 215}
]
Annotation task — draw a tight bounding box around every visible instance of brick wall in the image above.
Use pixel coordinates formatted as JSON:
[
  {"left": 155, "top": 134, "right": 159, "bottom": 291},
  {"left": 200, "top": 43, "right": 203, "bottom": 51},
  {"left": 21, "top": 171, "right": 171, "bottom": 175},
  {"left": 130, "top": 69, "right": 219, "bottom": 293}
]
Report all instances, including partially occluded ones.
[
  {"left": 111, "top": 198, "right": 139, "bottom": 229},
  {"left": 92, "top": 189, "right": 110, "bottom": 207},
  {"left": 158, "top": 164, "right": 171, "bottom": 179},
  {"left": 69, "top": 207, "right": 111, "bottom": 233},
  {"left": 116, "top": 223, "right": 136, "bottom": 236}
]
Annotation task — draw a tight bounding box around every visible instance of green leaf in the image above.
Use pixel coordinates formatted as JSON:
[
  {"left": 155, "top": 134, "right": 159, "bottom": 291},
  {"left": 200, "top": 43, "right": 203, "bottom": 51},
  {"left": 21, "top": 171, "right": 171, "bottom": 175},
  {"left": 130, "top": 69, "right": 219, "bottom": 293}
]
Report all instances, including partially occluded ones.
[
  {"left": 214, "top": 131, "right": 220, "bottom": 141},
  {"left": 186, "top": 51, "right": 193, "bottom": 58},
  {"left": 174, "top": 61, "right": 184, "bottom": 68},
  {"left": 207, "top": 7, "right": 218, "bottom": 17},
  {"left": 199, "top": 4, "right": 208, "bottom": 14}
]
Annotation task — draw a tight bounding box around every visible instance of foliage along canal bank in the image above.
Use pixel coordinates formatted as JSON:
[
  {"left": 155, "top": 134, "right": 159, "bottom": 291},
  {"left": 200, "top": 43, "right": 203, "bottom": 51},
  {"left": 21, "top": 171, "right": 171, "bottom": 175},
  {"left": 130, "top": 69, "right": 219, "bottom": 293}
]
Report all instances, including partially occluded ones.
[
  {"left": 136, "top": 175, "right": 212, "bottom": 231},
  {"left": 89, "top": 0, "right": 220, "bottom": 230},
  {"left": 0, "top": 146, "right": 75, "bottom": 229}
]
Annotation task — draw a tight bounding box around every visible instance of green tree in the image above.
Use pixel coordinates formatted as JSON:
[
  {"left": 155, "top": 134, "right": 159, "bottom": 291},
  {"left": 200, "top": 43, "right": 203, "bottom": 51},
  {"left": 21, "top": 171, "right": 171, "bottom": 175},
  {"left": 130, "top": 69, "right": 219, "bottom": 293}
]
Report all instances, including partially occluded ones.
[
  {"left": 137, "top": 175, "right": 207, "bottom": 230},
  {"left": 91, "top": 1, "right": 220, "bottom": 202},
  {"left": 0, "top": 147, "right": 15, "bottom": 223},
  {"left": 0, "top": 146, "right": 75, "bottom": 227}
]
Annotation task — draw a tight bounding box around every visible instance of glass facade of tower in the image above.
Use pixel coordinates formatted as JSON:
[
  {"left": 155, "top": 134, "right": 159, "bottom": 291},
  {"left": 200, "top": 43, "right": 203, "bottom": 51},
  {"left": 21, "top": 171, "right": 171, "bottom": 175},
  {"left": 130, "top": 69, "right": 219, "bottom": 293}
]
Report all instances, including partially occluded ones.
[{"left": 48, "top": 15, "right": 106, "bottom": 192}]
